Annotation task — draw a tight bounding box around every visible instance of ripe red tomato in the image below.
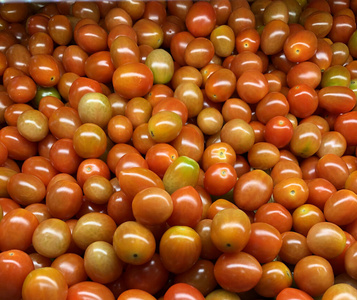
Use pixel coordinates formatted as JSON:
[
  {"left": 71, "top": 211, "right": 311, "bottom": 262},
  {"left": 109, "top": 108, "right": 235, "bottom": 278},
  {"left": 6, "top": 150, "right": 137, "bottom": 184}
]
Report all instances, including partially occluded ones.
[
  {"left": 214, "top": 251, "right": 262, "bottom": 293},
  {"left": 0, "top": 208, "right": 39, "bottom": 251},
  {"left": 264, "top": 116, "right": 294, "bottom": 148},
  {"left": 204, "top": 163, "right": 237, "bottom": 196},
  {"left": 234, "top": 169, "right": 273, "bottom": 211},
  {"left": 167, "top": 186, "right": 202, "bottom": 228},
  {"left": 276, "top": 287, "right": 314, "bottom": 300},
  {"left": 0, "top": 250, "right": 34, "bottom": 300},
  {"left": 67, "top": 281, "right": 115, "bottom": 300},
  {"left": 185, "top": 2, "right": 216, "bottom": 37},
  {"left": 164, "top": 283, "right": 205, "bottom": 300},
  {"left": 112, "top": 62, "right": 153, "bottom": 99}
]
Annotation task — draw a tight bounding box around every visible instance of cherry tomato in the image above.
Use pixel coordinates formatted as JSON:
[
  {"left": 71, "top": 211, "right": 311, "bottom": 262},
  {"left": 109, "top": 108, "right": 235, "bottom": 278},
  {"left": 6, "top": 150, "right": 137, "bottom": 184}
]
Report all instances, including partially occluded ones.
[
  {"left": 159, "top": 225, "right": 201, "bottom": 274},
  {"left": 123, "top": 253, "right": 169, "bottom": 295},
  {"left": 234, "top": 169, "right": 273, "bottom": 211},
  {"left": 113, "top": 221, "right": 156, "bottom": 265},
  {"left": 67, "top": 281, "right": 115, "bottom": 300},
  {"left": 0, "top": 250, "right": 34, "bottom": 300},
  {"left": 22, "top": 267, "right": 68, "bottom": 300},
  {"left": 204, "top": 163, "right": 237, "bottom": 196},
  {"left": 185, "top": 2, "right": 216, "bottom": 37},
  {"left": 214, "top": 251, "right": 262, "bottom": 293},
  {"left": 164, "top": 283, "right": 205, "bottom": 300},
  {"left": 254, "top": 261, "right": 292, "bottom": 298},
  {"left": 211, "top": 208, "right": 251, "bottom": 253},
  {"left": 276, "top": 287, "right": 314, "bottom": 300},
  {"left": 243, "top": 222, "right": 282, "bottom": 263},
  {"left": 0, "top": 208, "right": 39, "bottom": 251},
  {"left": 294, "top": 255, "right": 334, "bottom": 297}
]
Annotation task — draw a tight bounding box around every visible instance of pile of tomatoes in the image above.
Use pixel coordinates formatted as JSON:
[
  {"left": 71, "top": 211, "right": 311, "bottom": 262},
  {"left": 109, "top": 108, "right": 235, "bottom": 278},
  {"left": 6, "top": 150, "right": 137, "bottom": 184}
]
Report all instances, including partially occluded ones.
[{"left": 2, "top": 0, "right": 357, "bottom": 299}]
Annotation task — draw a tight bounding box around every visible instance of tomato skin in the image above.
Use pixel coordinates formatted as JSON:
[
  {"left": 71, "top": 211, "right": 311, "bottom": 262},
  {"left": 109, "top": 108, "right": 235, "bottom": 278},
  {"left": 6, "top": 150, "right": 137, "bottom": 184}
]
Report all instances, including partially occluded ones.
[
  {"left": 22, "top": 267, "right": 68, "bottom": 300},
  {"left": 167, "top": 186, "right": 203, "bottom": 228},
  {"left": 243, "top": 222, "right": 283, "bottom": 264},
  {"left": 171, "top": 124, "right": 205, "bottom": 163},
  {"left": 148, "top": 110, "right": 182, "bottom": 143},
  {"left": 164, "top": 283, "right": 205, "bottom": 300},
  {"left": 0, "top": 126, "right": 37, "bottom": 161},
  {"left": 293, "top": 255, "right": 334, "bottom": 297},
  {"left": 159, "top": 225, "right": 202, "bottom": 274},
  {"left": 290, "top": 123, "right": 322, "bottom": 158},
  {"left": 123, "top": 253, "right": 169, "bottom": 295},
  {"left": 205, "top": 68, "right": 236, "bottom": 103},
  {"left": 211, "top": 208, "right": 251, "bottom": 253},
  {"left": 68, "top": 77, "right": 102, "bottom": 110},
  {"left": 276, "top": 287, "right": 314, "bottom": 300},
  {"left": 118, "top": 167, "right": 164, "bottom": 199},
  {"left": 0, "top": 208, "right": 39, "bottom": 251},
  {"left": 234, "top": 169, "right": 273, "bottom": 211},
  {"left": 318, "top": 86, "right": 356, "bottom": 114},
  {"left": 254, "top": 261, "right": 292, "bottom": 298},
  {"left": 113, "top": 221, "right": 156, "bottom": 265},
  {"left": 287, "top": 84, "right": 319, "bottom": 119},
  {"left": 51, "top": 253, "right": 87, "bottom": 287},
  {"left": 163, "top": 155, "right": 200, "bottom": 195},
  {"left": 316, "top": 153, "right": 349, "bottom": 190},
  {"left": 74, "top": 24, "right": 108, "bottom": 54},
  {"left": 0, "top": 250, "right": 34, "bottom": 300},
  {"left": 254, "top": 202, "right": 293, "bottom": 233},
  {"left": 322, "top": 283, "right": 357, "bottom": 300},
  {"left": 145, "top": 143, "right": 178, "bottom": 178},
  {"left": 185, "top": 2, "right": 216, "bottom": 37},
  {"left": 118, "top": 289, "right": 156, "bottom": 300},
  {"left": 72, "top": 123, "right": 107, "bottom": 159},
  {"left": 273, "top": 177, "right": 309, "bottom": 210},
  {"left": 214, "top": 251, "right": 262, "bottom": 293},
  {"left": 204, "top": 163, "right": 237, "bottom": 196},
  {"left": 174, "top": 259, "right": 217, "bottom": 296},
  {"left": 306, "top": 222, "right": 346, "bottom": 259},
  {"left": 262, "top": 20, "right": 290, "bottom": 54},
  {"left": 67, "top": 281, "right": 115, "bottom": 300},
  {"left": 334, "top": 111, "right": 357, "bottom": 146},
  {"left": 113, "top": 62, "right": 153, "bottom": 99},
  {"left": 286, "top": 61, "right": 321, "bottom": 89},
  {"left": 264, "top": 116, "right": 294, "bottom": 149},
  {"left": 283, "top": 30, "right": 318, "bottom": 62},
  {"left": 237, "top": 70, "right": 269, "bottom": 104}
]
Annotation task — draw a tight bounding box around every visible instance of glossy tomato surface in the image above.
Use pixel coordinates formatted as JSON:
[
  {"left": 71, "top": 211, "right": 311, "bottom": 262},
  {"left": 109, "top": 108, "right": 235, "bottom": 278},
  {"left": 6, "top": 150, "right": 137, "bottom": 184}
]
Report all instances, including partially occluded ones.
[{"left": 2, "top": 2, "right": 357, "bottom": 300}]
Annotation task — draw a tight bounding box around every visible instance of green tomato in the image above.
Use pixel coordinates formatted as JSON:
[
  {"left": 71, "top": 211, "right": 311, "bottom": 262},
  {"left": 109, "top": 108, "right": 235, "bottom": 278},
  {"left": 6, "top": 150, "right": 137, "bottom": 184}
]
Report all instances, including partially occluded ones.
[
  {"left": 321, "top": 65, "right": 351, "bottom": 87},
  {"left": 163, "top": 156, "right": 200, "bottom": 194},
  {"left": 33, "top": 86, "right": 61, "bottom": 108},
  {"left": 145, "top": 49, "right": 174, "bottom": 84},
  {"left": 349, "top": 79, "right": 357, "bottom": 98}
]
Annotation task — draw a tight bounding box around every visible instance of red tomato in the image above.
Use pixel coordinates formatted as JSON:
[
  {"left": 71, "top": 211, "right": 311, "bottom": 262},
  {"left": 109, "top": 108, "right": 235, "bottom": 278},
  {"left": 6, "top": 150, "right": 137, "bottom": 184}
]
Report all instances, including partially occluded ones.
[
  {"left": 204, "top": 163, "right": 237, "bottom": 196},
  {"left": 276, "top": 287, "right": 314, "bottom": 300},
  {"left": 185, "top": 2, "right": 216, "bottom": 37},
  {"left": 67, "top": 281, "right": 115, "bottom": 300},
  {"left": 214, "top": 251, "right": 262, "bottom": 293},
  {"left": 0, "top": 250, "right": 34, "bottom": 300},
  {"left": 287, "top": 84, "right": 319, "bottom": 119},
  {"left": 264, "top": 116, "right": 294, "bottom": 149},
  {"left": 164, "top": 283, "right": 205, "bottom": 300},
  {"left": 0, "top": 208, "right": 39, "bottom": 251},
  {"left": 167, "top": 186, "right": 203, "bottom": 228},
  {"left": 112, "top": 62, "right": 153, "bottom": 99}
]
